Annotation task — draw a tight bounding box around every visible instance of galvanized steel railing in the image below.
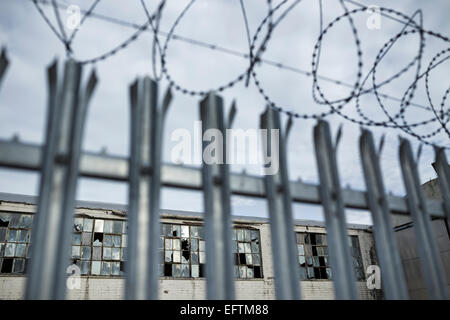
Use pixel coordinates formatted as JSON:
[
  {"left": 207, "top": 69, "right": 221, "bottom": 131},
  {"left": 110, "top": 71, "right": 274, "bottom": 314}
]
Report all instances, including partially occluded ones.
[{"left": 0, "top": 52, "right": 448, "bottom": 300}]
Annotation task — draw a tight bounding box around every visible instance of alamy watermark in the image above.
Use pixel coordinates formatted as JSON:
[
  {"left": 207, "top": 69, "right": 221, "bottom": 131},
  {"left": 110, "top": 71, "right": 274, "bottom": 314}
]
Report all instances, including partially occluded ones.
[
  {"left": 66, "top": 5, "right": 81, "bottom": 30},
  {"left": 66, "top": 264, "right": 81, "bottom": 290},
  {"left": 170, "top": 121, "right": 280, "bottom": 175},
  {"left": 366, "top": 265, "right": 381, "bottom": 289},
  {"left": 366, "top": 5, "right": 381, "bottom": 30}
]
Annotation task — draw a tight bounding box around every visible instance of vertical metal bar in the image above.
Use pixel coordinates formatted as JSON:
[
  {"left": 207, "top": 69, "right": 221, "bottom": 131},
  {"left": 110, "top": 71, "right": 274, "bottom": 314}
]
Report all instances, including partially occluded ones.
[
  {"left": 26, "top": 60, "right": 97, "bottom": 299},
  {"left": 359, "top": 129, "right": 408, "bottom": 299},
  {"left": 399, "top": 138, "right": 449, "bottom": 299},
  {"left": 313, "top": 120, "right": 358, "bottom": 300},
  {"left": 0, "top": 47, "right": 9, "bottom": 90},
  {"left": 433, "top": 148, "right": 450, "bottom": 233},
  {"left": 260, "top": 106, "right": 301, "bottom": 300},
  {"left": 126, "top": 77, "right": 166, "bottom": 299},
  {"left": 199, "top": 92, "right": 235, "bottom": 299}
]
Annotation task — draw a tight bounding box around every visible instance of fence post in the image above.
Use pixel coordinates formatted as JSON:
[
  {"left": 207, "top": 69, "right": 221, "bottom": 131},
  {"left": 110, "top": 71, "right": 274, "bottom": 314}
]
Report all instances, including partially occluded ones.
[
  {"left": 260, "top": 106, "right": 301, "bottom": 300},
  {"left": 199, "top": 92, "right": 235, "bottom": 299},
  {"left": 399, "top": 138, "right": 449, "bottom": 299},
  {"left": 25, "top": 60, "right": 97, "bottom": 299},
  {"left": 313, "top": 120, "right": 358, "bottom": 300},
  {"left": 126, "top": 77, "right": 171, "bottom": 299},
  {"left": 0, "top": 47, "right": 9, "bottom": 90},
  {"left": 359, "top": 129, "right": 408, "bottom": 299},
  {"left": 433, "top": 148, "right": 450, "bottom": 233}
]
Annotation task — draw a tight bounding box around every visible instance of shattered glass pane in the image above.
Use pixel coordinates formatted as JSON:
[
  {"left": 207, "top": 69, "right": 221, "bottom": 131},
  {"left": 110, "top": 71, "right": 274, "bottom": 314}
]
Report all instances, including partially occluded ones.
[
  {"left": 181, "top": 238, "right": 189, "bottom": 251},
  {"left": 72, "top": 246, "right": 81, "bottom": 259},
  {"left": 0, "top": 214, "right": 10, "bottom": 227},
  {"left": 191, "top": 264, "right": 199, "bottom": 278},
  {"left": 172, "top": 225, "right": 180, "bottom": 237},
  {"left": 94, "top": 219, "right": 104, "bottom": 233},
  {"left": 91, "top": 261, "right": 101, "bottom": 275},
  {"left": 181, "top": 251, "right": 190, "bottom": 263},
  {"left": 112, "top": 248, "right": 120, "bottom": 260},
  {"left": 181, "top": 264, "right": 189, "bottom": 277},
  {"left": 103, "top": 247, "right": 111, "bottom": 260},
  {"left": 104, "top": 220, "right": 113, "bottom": 233},
  {"left": 326, "top": 268, "right": 332, "bottom": 279},
  {"left": 101, "top": 262, "right": 111, "bottom": 275},
  {"left": 83, "top": 218, "right": 93, "bottom": 232},
  {"left": 5, "top": 243, "right": 15, "bottom": 257},
  {"left": 181, "top": 225, "right": 189, "bottom": 238}
]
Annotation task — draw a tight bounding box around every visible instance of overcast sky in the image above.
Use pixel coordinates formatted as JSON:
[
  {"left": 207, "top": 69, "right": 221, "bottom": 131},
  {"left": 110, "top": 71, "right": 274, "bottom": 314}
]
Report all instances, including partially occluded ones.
[{"left": 0, "top": 0, "right": 449, "bottom": 225}]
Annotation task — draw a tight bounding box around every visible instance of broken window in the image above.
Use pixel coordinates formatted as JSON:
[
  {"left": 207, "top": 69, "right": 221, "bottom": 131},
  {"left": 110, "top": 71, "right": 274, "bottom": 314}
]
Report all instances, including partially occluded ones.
[
  {"left": 232, "top": 228, "right": 263, "bottom": 279},
  {"left": 69, "top": 217, "right": 126, "bottom": 276},
  {"left": 0, "top": 213, "right": 32, "bottom": 275},
  {"left": 296, "top": 232, "right": 330, "bottom": 280},
  {"left": 296, "top": 232, "right": 365, "bottom": 281},
  {"left": 160, "top": 223, "right": 206, "bottom": 278},
  {"left": 349, "top": 235, "right": 365, "bottom": 280}
]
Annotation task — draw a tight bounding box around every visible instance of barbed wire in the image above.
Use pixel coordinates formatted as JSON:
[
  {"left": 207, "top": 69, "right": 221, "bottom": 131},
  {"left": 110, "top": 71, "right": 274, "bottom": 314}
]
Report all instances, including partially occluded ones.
[{"left": 16, "top": 0, "right": 450, "bottom": 149}]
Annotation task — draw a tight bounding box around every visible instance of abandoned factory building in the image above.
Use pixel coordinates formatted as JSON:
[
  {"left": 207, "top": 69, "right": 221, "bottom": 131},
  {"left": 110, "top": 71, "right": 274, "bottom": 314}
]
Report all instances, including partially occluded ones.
[{"left": 0, "top": 192, "right": 381, "bottom": 300}]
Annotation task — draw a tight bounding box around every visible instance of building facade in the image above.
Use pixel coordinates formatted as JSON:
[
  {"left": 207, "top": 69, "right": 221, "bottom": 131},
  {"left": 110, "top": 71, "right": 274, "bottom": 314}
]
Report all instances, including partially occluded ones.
[{"left": 0, "top": 193, "right": 380, "bottom": 300}]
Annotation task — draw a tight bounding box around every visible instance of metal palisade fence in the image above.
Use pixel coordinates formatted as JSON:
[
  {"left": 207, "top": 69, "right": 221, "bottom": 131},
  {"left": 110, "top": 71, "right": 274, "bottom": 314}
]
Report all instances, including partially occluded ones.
[{"left": 0, "top": 51, "right": 448, "bottom": 300}]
